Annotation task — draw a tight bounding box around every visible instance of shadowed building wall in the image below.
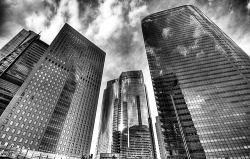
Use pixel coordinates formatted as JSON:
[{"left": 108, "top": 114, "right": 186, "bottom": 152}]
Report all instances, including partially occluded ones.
[{"left": 142, "top": 5, "right": 250, "bottom": 159}]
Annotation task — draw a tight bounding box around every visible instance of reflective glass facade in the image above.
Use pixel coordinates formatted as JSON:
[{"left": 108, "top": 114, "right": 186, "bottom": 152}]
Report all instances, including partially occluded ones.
[
  {"left": 96, "top": 71, "right": 156, "bottom": 159},
  {"left": 142, "top": 5, "right": 250, "bottom": 158},
  {"left": 0, "top": 23, "right": 105, "bottom": 158}
]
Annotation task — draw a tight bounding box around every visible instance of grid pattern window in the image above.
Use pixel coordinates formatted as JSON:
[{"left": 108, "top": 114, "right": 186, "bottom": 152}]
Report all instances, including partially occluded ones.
[
  {"left": 142, "top": 5, "right": 250, "bottom": 158},
  {"left": 36, "top": 24, "right": 105, "bottom": 157},
  {"left": 0, "top": 24, "right": 105, "bottom": 158},
  {"left": 0, "top": 59, "right": 65, "bottom": 149},
  {"left": 0, "top": 36, "right": 48, "bottom": 116}
]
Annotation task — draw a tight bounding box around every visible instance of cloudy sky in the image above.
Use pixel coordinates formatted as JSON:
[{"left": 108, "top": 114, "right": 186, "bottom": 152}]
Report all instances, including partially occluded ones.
[{"left": 1, "top": 0, "right": 250, "bottom": 156}]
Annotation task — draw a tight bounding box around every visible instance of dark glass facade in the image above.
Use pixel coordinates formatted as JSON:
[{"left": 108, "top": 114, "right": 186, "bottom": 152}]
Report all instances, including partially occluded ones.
[
  {"left": 142, "top": 5, "right": 250, "bottom": 158},
  {"left": 0, "top": 23, "right": 105, "bottom": 158},
  {"left": 96, "top": 71, "right": 156, "bottom": 159}
]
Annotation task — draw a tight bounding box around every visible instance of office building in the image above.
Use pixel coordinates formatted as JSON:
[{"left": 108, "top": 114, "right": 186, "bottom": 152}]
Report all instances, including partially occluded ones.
[
  {"left": 0, "top": 29, "right": 37, "bottom": 61},
  {"left": 0, "top": 23, "right": 105, "bottom": 157},
  {"left": 155, "top": 116, "right": 167, "bottom": 159},
  {"left": 142, "top": 5, "right": 250, "bottom": 158},
  {"left": 0, "top": 32, "right": 48, "bottom": 116},
  {"left": 96, "top": 71, "right": 156, "bottom": 159}
]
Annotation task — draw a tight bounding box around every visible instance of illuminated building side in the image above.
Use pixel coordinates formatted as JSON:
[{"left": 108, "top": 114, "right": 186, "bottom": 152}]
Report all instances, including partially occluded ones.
[
  {"left": 96, "top": 71, "right": 156, "bottom": 159},
  {"left": 142, "top": 5, "right": 250, "bottom": 158},
  {"left": 0, "top": 23, "right": 105, "bottom": 158}
]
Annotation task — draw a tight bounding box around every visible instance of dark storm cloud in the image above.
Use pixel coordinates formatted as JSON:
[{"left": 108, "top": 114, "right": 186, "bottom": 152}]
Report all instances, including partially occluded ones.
[
  {"left": 0, "top": 1, "right": 9, "bottom": 37},
  {"left": 77, "top": 0, "right": 100, "bottom": 29},
  {"left": 77, "top": 0, "right": 99, "bottom": 12}
]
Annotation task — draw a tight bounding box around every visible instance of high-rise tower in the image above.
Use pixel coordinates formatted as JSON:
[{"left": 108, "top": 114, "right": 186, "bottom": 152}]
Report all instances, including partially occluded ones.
[
  {"left": 0, "top": 31, "right": 48, "bottom": 116},
  {"left": 0, "top": 29, "right": 37, "bottom": 61},
  {"left": 96, "top": 71, "right": 156, "bottom": 159},
  {"left": 142, "top": 5, "right": 250, "bottom": 158},
  {"left": 0, "top": 23, "right": 105, "bottom": 157}
]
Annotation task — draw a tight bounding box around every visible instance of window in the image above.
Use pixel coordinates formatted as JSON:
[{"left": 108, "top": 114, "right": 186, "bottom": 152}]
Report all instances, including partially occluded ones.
[{"left": 1, "top": 134, "right": 6, "bottom": 139}]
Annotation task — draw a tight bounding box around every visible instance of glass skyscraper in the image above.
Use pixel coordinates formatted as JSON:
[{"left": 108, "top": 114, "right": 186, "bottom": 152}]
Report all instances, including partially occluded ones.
[
  {"left": 96, "top": 71, "right": 156, "bottom": 159},
  {"left": 0, "top": 23, "right": 105, "bottom": 158},
  {"left": 142, "top": 5, "right": 250, "bottom": 159}
]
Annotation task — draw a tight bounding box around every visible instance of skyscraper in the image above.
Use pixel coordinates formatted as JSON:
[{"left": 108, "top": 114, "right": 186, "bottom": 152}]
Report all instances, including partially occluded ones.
[
  {"left": 0, "top": 23, "right": 105, "bottom": 157},
  {"left": 155, "top": 116, "right": 167, "bottom": 159},
  {"left": 96, "top": 71, "right": 156, "bottom": 159},
  {"left": 0, "top": 31, "right": 48, "bottom": 116},
  {"left": 142, "top": 5, "right": 250, "bottom": 158},
  {"left": 0, "top": 29, "right": 37, "bottom": 61}
]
